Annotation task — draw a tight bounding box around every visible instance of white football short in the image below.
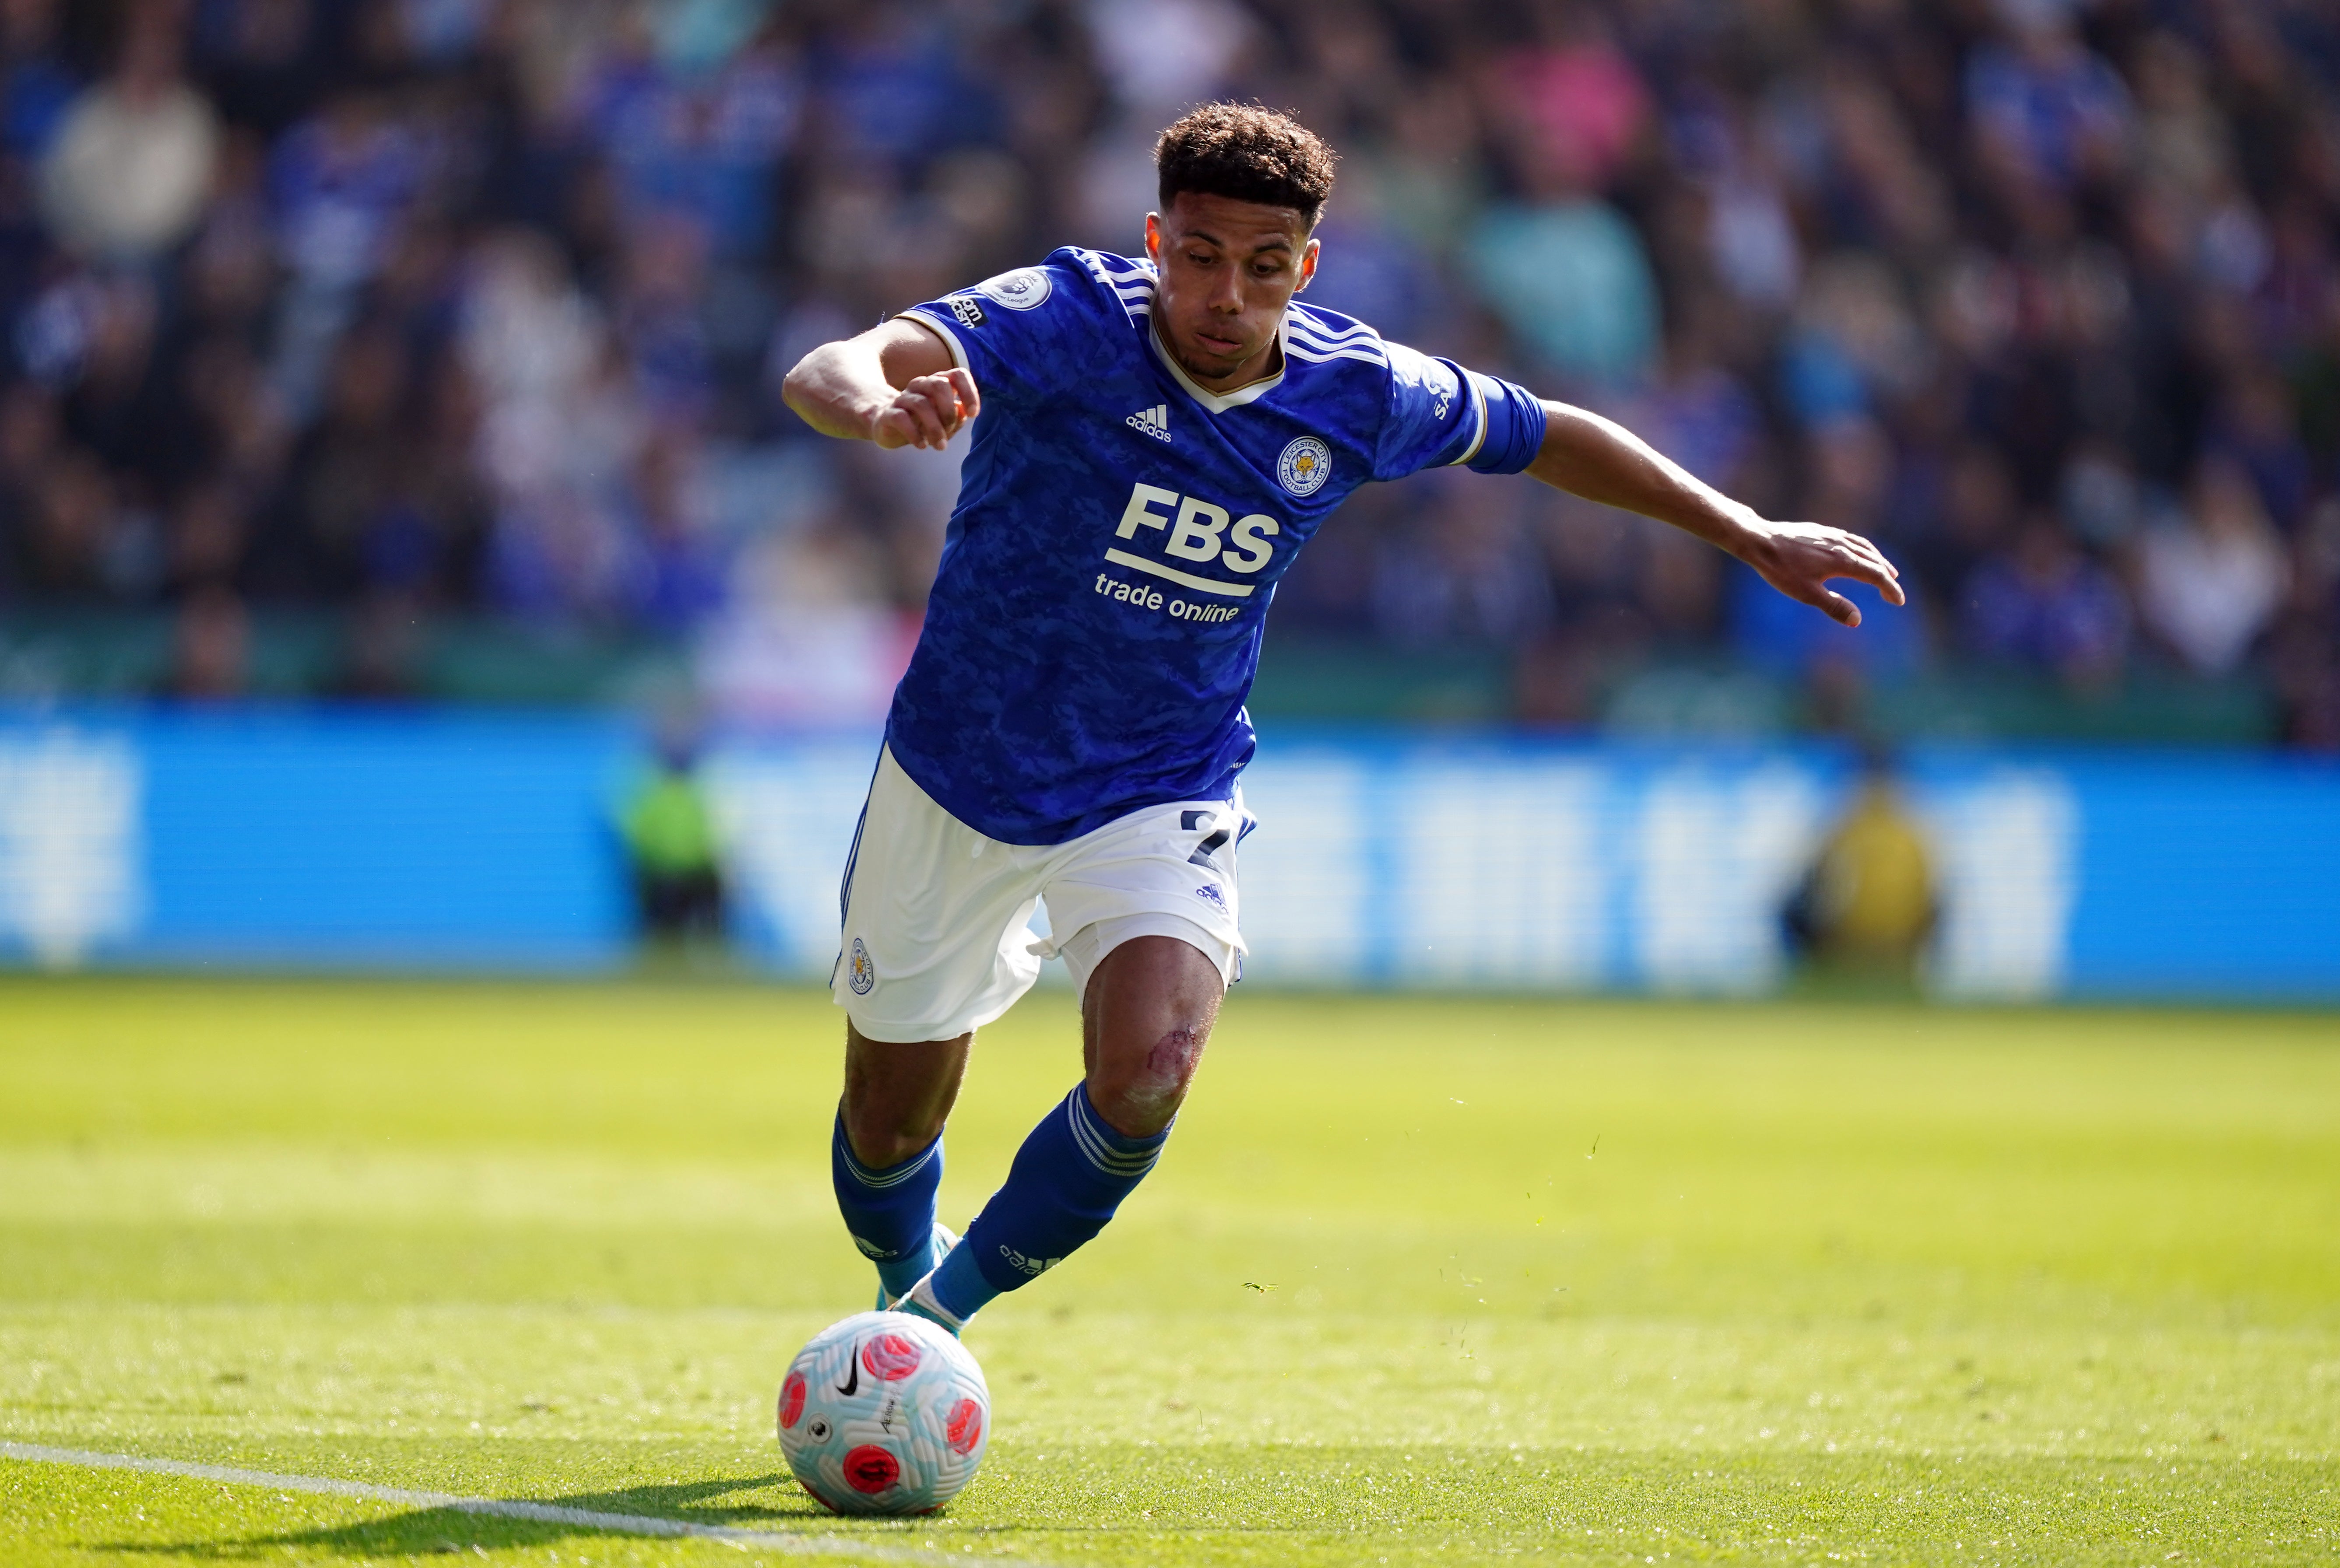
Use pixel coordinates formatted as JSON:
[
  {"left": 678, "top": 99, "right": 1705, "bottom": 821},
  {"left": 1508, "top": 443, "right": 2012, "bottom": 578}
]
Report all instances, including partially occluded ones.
[{"left": 832, "top": 747, "right": 1250, "bottom": 1043}]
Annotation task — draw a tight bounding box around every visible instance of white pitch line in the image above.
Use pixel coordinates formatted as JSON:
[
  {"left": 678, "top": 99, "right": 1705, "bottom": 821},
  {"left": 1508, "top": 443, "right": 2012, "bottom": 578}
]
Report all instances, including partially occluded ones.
[{"left": 1, "top": 1441, "right": 1051, "bottom": 1565}]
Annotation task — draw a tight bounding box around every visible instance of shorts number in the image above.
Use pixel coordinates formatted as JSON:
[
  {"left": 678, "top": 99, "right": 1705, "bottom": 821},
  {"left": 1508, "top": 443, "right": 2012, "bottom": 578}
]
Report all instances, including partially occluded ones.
[{"left": 1181, "top": 810, "right": 1231, "bottom": 867}]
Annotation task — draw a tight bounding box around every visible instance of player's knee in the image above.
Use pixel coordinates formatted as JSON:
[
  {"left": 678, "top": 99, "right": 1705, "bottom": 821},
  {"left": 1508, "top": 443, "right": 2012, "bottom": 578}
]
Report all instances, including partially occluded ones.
[
  {"left": 1089, "top": 1021, "right": 1209, "bottom": 1138},
  {"left": 842, "top": 1100, "right": 946, "bottom": 1170},
  {"left": 840, "top": 1070, "right": 950, "bottom": 1168},
  {"left": 840, "top": 1026, "right": 967, "bottom": 1168}
]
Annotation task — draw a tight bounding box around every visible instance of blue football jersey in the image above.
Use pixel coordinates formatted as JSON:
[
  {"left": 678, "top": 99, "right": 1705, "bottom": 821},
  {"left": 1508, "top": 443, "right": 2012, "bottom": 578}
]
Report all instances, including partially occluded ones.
[{"left": 888, "top": 247, "right": 1546, "bottom": 844}]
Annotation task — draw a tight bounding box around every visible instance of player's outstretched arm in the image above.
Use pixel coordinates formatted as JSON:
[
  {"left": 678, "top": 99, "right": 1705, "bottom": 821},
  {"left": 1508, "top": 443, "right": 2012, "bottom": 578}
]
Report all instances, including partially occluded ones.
[
  {"left": 781, "top": 318, "right": 980, "bottom": 451},
  {"left": 1524, "top": 402, "right": 1904, "bottom": 628}
]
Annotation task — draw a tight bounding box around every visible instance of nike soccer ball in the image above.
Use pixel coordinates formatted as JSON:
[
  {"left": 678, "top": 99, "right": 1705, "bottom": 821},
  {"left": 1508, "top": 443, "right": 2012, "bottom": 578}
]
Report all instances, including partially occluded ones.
[{"left": 776, "top": 1311, "right": 990, "bottom": 1515}]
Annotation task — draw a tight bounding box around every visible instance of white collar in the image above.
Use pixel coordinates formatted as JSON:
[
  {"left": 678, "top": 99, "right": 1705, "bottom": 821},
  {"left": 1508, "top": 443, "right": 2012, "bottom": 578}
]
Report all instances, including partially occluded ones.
[{"left": 1147, "top": 307, "right": 1287, "bottom": 413}]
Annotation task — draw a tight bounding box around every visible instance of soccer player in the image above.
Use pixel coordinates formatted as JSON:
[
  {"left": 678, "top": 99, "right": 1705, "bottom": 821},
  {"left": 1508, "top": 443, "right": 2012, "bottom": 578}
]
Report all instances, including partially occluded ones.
[{"left": 783, "top": 104, "right": 1901, "bottom": 1333}]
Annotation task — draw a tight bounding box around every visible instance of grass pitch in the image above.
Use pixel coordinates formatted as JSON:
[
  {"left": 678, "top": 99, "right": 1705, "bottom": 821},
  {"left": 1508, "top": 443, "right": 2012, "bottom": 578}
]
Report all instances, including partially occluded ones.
[{"left": 1, "top": 979, "right": 2334, "bottom": 1566}]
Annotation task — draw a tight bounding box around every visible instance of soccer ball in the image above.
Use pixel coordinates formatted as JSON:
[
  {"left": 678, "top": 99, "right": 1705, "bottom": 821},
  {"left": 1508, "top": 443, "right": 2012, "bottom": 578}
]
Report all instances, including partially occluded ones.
[{"left": 776, "top": 1311, "right": 990, "bottom": 1515}]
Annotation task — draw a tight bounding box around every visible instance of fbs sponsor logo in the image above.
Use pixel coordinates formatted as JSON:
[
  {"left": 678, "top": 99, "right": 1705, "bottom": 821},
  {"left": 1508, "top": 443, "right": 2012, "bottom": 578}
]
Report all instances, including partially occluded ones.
[
  {"left": 847, "top": 937, "right": 875, "bottom": 995},
  {"left": 1125, "top": 403, "right": 1170, "bottom": 442},
  {"left": 1107, "top": 481, "right": 1280, "bottom": 598}
]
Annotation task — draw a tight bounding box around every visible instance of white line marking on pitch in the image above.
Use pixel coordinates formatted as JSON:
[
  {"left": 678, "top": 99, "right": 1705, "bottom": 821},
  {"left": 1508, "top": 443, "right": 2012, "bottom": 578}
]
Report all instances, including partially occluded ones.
[{"left": 1, "top": 1442, "right": 1053, "bottom": 1565}]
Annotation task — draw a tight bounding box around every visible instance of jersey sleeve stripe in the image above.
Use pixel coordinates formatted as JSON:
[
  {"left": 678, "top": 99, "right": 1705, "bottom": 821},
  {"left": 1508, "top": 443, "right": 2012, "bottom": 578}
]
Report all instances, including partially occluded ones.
[
  {"left": 1076, "top": 253, "right": 1152, "bottom": 326},
  {"left": 1289, "top": 302, "right": 1370, "bottom": 329},
  {"left": 1289, "top": 323, "right": 1378, "bottom": 348},
  {"left": 1447, "top": 369, "right": 1489, "bottom": 467},
  {"left": 1287, "top": 335, "right": 1384, "bottom": 361},
  {"left": 1287, "top": 309, "right": 1381, "bottom": 346},
  {"left": 1286, "top": 322, "right": 1384, "bottom": 348},
  {"left": 897, "top": 308, "right": 970, "bottom": 370},
  {"left": 1288, "top": 327, "right": 1381, "bottom": 354},
  {"left": 1285, "top": 341, "right": 1389, "bottom": 366},
  {"left": 1286, "top": 327, "right": 1382, "bottom": 354}
]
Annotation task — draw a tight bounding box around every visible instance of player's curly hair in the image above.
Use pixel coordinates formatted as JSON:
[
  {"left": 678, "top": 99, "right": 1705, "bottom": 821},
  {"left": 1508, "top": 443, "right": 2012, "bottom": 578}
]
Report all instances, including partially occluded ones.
[{"left": 1156, "top": 103, "right": 1337, "bottom": 225}]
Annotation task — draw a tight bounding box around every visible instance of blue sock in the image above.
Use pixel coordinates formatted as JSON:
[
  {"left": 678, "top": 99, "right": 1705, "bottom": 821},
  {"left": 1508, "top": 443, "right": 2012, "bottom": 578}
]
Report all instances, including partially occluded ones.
[
  {"left": 924, "top": 1084, "right": 1171, "bottom": 1323},
  {"left": 831, "top": 1112, "right": 943, "bottom": 1300}
]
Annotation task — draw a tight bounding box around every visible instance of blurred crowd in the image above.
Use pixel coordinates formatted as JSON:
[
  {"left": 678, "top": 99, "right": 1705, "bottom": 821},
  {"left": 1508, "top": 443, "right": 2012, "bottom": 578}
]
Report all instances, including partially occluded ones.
[{"left": 4, "top": 0, "right": 2340, "bottom": 742}]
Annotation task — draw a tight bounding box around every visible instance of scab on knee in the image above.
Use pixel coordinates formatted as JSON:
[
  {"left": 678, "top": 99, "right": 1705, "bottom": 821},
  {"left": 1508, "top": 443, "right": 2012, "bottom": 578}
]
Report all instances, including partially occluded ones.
[
  {"left": 1142, "top": 1025, "right": 1205, "bottom": 1095},
  {"left": 1094, "top": 1022, "right": 1207, "bottom": 1137}
]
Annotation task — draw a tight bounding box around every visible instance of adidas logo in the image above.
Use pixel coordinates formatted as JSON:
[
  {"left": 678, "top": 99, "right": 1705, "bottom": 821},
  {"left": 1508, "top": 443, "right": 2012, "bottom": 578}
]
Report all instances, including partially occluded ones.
[
  {"left": 1125, "top": 403, "right": 1171, "bottom": 442},
  {"left": 998, "top": 1244, "right": 1061, "bottom": 1277}
]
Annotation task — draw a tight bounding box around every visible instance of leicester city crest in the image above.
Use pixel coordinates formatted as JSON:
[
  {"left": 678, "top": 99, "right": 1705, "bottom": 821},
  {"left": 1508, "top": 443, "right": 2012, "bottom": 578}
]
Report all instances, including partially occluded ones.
[
  {"left": 1277, "top": 436, "right": 1332, "bottom": 497},
  {"left": 847, "top": 937, "right": 875, "bottom": 995},
  {"left": 976, "top": 267, "right": 1051, "bottom": 311}
]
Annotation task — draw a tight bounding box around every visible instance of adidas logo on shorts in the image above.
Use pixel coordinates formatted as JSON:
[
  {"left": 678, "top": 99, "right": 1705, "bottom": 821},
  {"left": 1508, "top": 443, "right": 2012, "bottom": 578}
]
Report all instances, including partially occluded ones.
[{"left": 1124, "top": 403, "right": 1170, "bottom": 442}]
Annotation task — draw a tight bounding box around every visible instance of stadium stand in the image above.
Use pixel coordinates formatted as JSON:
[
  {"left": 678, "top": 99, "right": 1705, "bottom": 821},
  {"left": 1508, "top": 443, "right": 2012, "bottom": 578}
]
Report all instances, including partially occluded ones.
[{"left": 1, "top": 0, "right": 2336, "bottom": 744}]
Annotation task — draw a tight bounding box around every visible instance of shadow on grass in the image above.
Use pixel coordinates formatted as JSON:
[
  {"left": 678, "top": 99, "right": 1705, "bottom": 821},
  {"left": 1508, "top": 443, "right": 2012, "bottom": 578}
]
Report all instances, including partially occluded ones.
[{"left": 99, "top": 1472, "right": 906, "bottom": 1560}]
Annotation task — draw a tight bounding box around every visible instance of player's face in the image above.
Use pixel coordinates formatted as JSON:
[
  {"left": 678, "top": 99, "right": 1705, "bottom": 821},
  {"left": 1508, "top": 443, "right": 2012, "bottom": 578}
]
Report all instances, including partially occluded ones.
[{"left": 1145, "top": 193, "right": 1319, "bottom": 391}]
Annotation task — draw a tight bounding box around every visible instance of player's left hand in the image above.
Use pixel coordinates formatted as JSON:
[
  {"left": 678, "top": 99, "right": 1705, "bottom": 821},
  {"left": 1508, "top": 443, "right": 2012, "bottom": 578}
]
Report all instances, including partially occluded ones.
[{"left": 1738, "top": 519, "right": 1905, "bottom": 628}]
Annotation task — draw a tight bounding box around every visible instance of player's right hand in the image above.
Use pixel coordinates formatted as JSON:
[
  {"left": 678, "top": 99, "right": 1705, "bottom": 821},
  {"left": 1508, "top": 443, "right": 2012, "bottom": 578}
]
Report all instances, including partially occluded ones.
[{"left": 872, "top": 369, "right": 980, "bottom": 450}]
